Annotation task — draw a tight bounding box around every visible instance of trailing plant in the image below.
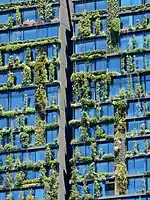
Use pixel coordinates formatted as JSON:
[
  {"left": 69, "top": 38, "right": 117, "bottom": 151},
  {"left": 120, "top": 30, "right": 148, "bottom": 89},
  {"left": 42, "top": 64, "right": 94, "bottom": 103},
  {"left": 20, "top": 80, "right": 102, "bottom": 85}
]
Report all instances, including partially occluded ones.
[
  {"left": 78, "top": 12, "right": 91, "bottom": 38},
  {"left": 16, "top": 6, "right": 22, "bottom": 25},
  {"left": 115, "top": 163, "right": 127, "bottom": 195},
  {"left": 26, "top": 47, "right": 31, "bottom": 65},
  {"left": 35, "top": 117, "right": 46, "bottom": 146},
  {"left": 22, "top": 65, "right": 32, "bottom": 86}
]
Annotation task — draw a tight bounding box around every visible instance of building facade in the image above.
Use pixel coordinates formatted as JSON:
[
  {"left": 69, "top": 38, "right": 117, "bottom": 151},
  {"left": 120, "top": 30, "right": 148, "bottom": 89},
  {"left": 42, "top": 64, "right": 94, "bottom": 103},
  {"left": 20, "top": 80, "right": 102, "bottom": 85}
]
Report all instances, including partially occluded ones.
[
  {"left": 1, "top": 0, "right": 150, "bottom": 200},
  {"left": 0, "top": 0, "right": 70, "bottom": 199},
  {"left": 69, "top": 0, "right": 150, "bottom": 200}
]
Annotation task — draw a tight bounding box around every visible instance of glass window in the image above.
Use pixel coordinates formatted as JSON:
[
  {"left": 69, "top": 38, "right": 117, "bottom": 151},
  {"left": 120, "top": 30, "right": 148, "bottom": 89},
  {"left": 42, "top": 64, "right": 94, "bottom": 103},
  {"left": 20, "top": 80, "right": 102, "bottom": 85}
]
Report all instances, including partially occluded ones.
[
  {"left": 10, "top": 30, "right": 23, "bottom": 41},
  {"left": 0, "top": 72, "right": 7, "bottom": 84},
  {"left": 47, "top": 86, "right": 58, "bottom": 106},
  {"left": 36, "top": 150, "right": 45, "bottom": 162},
  {"left": 10, "top": 91, "right": 24, "bottom": 110},
  {"left": 108, "top": 57, "right": 121, "bottom": 73},
  {"left": 120, "top": 35, "right": 132, "bottom": 50},
  {"left": 46, "top": 129, "right": 58, "bottom": 143},
  {"left": 121, "top": 16, "right": 133, "bottom": 28},
  {"left": 37, "top": 27, "right": 47, "bottom": 39},
  {"left": 48, "top": 26, "right": 58, "bottom": 37},
  {"left": 96, "top": 0, "right": 107, "bottom": 10},
  {"left": 101, "top": 123, "right": 114, "bottom": 135},
  {"left": 23, "top": 151, "right": 36, "bottom": 162},
  {"left": 0, "top": 93, "right": 8, "bottom": 111},
  {"left": 47, "top": 112, "right": 58, "bottom": 123},
  {"left": 96, "top": 59, "right": 107, "bottom": 71},
  {"left": 24, "top": 114, "right": 35, "bottom": 126},
  {"left": 29, "top": 132, "right": 35, "bottom": 145},
  {"left": 96, "top": 161, "right": 114, "bottom": 173},
  {"left": 74, "top": 128, "right": 81, "bottom": 139},
  {"left": 24, "top": 29, "right": 36, "bottom": 40},
  {"left": 96, "top": 38, "right": 107, "bottom": 50},
  {"left": 74, "top": 108, "right": 82, "bottom": 120},
  {"left": 35, "top": 189, "right": 45, "bottom": 200},
  {"left": 23, "top": 9, "right": 36, "bottom": 21},
  {"left": 77, "top": 164, "right": 90, "bottom": 175},
  {"left": 0, "top": 13, "right": 9, "bottom": 24},
  {"left": 13, "top": 70, "right": 22, "bottom": 85},
  {"left": 0, "top": 32, "right": 9, "bottom": 43},
  {"left": 27, "top": 170, "right": 36, "bottom": 180},
  {"left": 53, "top": 6, "right": 59, "bottom": 18},
  {"left": 13, "top": 133, "right": 21, "bottom": 148},
  {"left": 135, "top": 55, "right": 144, "bottom": 69},
  {"left": 77, "top": 145, "right": 92, "bottom": 157},
  {"left": 0, "top": 118, "right": 8, "bottom": 129},
  {"left": 25, "top": 89, "right": 35, "bottom": 108}
]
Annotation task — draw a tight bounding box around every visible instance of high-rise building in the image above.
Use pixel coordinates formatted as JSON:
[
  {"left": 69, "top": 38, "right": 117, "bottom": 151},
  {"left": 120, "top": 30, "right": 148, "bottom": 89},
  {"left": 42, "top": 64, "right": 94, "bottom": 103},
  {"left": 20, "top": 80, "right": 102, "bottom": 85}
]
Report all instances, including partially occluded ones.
[
  {"left": 1, "top": 0, "right": 150, "bottom": 200},
  {"left": 69, "top": 0, "right": 150, "bottom": 200},
  {"left": 0, "top": 0, "right": 70, "bottom": 199}
]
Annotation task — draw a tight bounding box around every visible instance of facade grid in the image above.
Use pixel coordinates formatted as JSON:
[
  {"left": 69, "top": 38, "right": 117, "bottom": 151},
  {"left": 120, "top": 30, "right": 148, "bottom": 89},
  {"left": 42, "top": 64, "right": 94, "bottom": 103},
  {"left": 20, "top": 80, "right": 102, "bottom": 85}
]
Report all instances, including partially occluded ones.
[{"left": 1, "top": 0, "right": 150, "bottom": 200}]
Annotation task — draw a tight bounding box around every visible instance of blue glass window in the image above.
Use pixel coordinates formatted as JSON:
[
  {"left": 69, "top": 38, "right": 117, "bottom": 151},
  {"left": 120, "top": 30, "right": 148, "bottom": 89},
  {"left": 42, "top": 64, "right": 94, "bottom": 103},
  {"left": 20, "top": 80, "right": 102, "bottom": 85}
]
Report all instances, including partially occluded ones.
[
  {"left": 120, "top": 35, "right": 132, "bottom": 50},
  {"left": 48, "top": 26, "right": 58, "bottom": 37},
  {"left": 23, "top": 151, "right": 36, "bottom": 162},
  {"left": 53, "top": 6, "right": 59, "bottom": 18},
  {"left": 0, "top": 93, "right": 8, "bottom": 111},
  {"left": 135, "top": 55, "right": 144, "bottom": 69},
  {"left": 24, "top": 29, "right": 36, "bottom": 40},
  {"left": 74, "top": 108, "right": 82, "bottom": 120},
  {"left": 77, "top": 145, "right": 92, "bottom": 157},
  {"left": 47, "top": 111, "right": 58, "bottom": 123},
  {"left": 145, "top": 74, "right": 150, "bottom": 96},
  {"left": 22, "top": 9, "right": 36, "bottom": 21},
  {"left": 101, "top": 123, "right": 114, "bottom": 135},
  {"left": 25, "top": 114, "right": 35, "bottom": 126},
  {"left": 96, "top": 59, "right": 107, "bottom": 71},
  {"left": 36, "top": 150, "right": 45, "bottom": 162},
  {"left": 0, "top": 118, "right": 8, "bottom": 129},
  {"left": 25, "top": 89, "right": 35, "bottom": 108},
  {"left": 47, "top": 86, "right": 58, "bottom": 105},
  {"left": 108, "top": 57, "right": 121, "bottom": 73},
  {"left": 74, "top": 128, "right": 81, "bottom": 139},
  {"left": 35, "top": 189, "right": 45, "bottom": 200},
  {"left": 10, "top": 30, "right": 23, "bottom": 41},
  {"left": 101, "top": 104, "right": 114, "bottom": 117},
  {"left": 13, "top": 133, "right": 21, "bottom": 148},
  {"left": 29, "top": 132, "right": 35, "bottom": 145},
  {"left": 0, "top": 32, "right": 9, "bottom": 43},
  {"left": 46, "top": 129, "right": 58, "bottom": 143},
  {"left": 127, "top": 139, "right": 144, "bottom": 152},
  {"left": 0, "top": 154, "right": 5, "bottom": 166},
  {"left": 37, "top": 27, "right": 47, "bottom": 39},
  {"left": 128, "top": 158, "right": 145, "bottom": 174},
  {"left": 13, "top": 70, "right": 22, "bottom": 85},
  {"left": 0, "top": 72, "right": 7, "bottom": 84},
  {"left": 96, "top": 38, "right": 107, "bottom": 50},
  {"left": 98, "top": 143, "right": 114, "bottom": 155},
  {"left": 96, "top": 161, "right": 114, "bottom": 173},
  {"left": 0, "top": 13, "right": 9, "bottom": 24},
  {"left": 77, "top": 164, "right": 90, "bottom": 175},
  {"left": 10, "top": 91, "right": 24, "bottom": 110},
  {"left": 128, "top": 178, "right": 146, "bottom": 194},
  {"left": 27, "top": 170, "right": 36, "bottom": 180},
  {"left": 121, "top": 16, "right": 133, "bottom": 28},
  {"left": 121, "top": 0, "right": 142, "bottom": 7}
]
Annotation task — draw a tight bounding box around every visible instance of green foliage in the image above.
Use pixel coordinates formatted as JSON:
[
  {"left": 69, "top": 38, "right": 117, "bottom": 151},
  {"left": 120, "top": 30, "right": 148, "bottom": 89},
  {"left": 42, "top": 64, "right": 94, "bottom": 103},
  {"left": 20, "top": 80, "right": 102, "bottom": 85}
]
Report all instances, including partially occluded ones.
[
  {"left": 16, "top": 6, "right": 21, "bottom": 24},
  {"left": 115, "top": 163, "right": 127, "bottom": 195},
  {"left": 22, "top": 65, "right": 32, "bottom": 86},
  {"left": 26, "top": 47, "right": 31, "bottom": 65},
  {"left": 111, "top": 18, "right": 120, "bottom": 33},
  {"left": 35, "top": 117, "right": 46, "bottom": 146},
  {"left": 78, "top": 12, "right": 91, "bottom": 38},
  {"left": 7, "top": 71, "right": 14, "bottom": 87},
  {"left": 0, "top": 51, "right": 3, "bottom": 66},
  {"left": 20, "top": 131, "right": 29, "bottom": 148},
  {"left": 8, "top": 16, "right": 13, "bottom": 28}
]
